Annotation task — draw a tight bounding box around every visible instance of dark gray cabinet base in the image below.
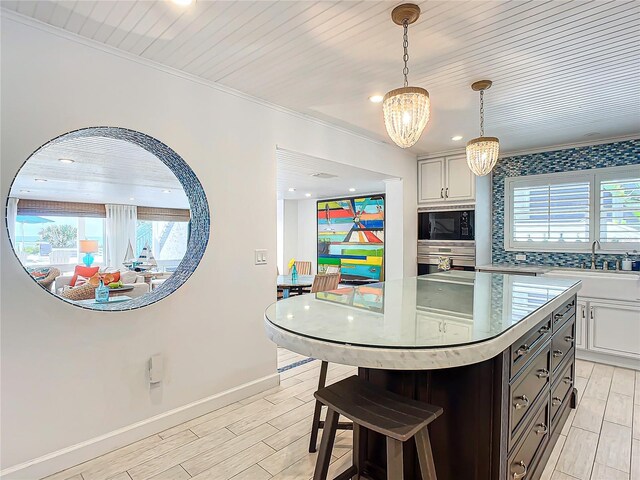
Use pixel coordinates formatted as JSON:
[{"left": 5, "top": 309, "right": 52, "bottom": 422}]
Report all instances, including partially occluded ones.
[{"left": 355, "top": 295, "right": 577, "bottom": 480}]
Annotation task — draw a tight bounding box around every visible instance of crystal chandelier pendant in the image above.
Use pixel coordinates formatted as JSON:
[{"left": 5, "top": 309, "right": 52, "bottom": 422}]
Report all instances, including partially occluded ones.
[
  {"left": 383, "top": 4, "right": 430, "bottom": 149},
  {"left": 383, "top": 87, "right": 430, "bottom": 149},
  {"left": 466, "top": 80, "right": 500, "bottom": 176}
]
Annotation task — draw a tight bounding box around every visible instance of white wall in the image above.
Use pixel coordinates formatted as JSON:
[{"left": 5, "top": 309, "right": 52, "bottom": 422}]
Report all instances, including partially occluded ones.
[
  {"left": 282, "top": 199, "right": 299, "bottom": 274},
  {"left": 0, "top": 15, "right": 417, "bottom": 476}
]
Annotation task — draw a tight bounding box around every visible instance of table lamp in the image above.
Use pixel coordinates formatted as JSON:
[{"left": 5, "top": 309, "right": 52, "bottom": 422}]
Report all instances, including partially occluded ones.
[{"left": 79, "top": 240, "right": 98, "bottom": 267}]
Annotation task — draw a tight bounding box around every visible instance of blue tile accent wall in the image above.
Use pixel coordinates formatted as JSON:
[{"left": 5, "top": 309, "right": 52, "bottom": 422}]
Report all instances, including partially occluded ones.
[
  {"left": 492, "top": 139, "right": 640, "bottom": 267},
  {"left": 6, "top": 126, "right": 210, "bottom": 312}
]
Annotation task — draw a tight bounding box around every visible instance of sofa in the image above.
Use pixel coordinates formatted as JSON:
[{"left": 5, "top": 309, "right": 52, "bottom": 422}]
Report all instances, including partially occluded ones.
[{"left": 54, "top": 272, "right": 150, "bottom": 299}]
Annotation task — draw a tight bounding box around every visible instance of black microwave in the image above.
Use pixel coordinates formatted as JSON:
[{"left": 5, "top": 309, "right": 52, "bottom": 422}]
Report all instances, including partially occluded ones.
[{"left": 418, "top": 210, "right": 474, "bottom": 241}]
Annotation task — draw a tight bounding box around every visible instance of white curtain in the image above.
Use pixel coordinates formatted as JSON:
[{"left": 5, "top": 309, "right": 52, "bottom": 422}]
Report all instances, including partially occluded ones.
[
  {"left": 6, "top": 197, "right": 18, "bottom": 248},
  {"left": 105, "top": 204, "right": 137, "bottom": 269}
]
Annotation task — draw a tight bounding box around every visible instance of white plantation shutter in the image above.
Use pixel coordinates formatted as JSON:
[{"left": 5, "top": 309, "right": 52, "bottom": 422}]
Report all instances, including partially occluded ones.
[
  {"left": 598, "top": 177, "right": 640, "bottom": 244},
  {"left": 511, "top": 181, "right": 591, "bottom": 244}
]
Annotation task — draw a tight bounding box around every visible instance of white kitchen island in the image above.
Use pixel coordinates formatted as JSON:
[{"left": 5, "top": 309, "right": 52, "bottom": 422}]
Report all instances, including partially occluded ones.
[{"left": 265, "top": 271, "right": 582, "bottom": 480}]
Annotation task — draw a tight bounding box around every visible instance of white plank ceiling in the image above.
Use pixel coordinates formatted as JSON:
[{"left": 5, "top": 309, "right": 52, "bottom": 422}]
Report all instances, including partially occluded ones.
[
  {"left": 276, "top": 147, "right": 395, "bottom": 200},
  {"left": 9, "top": 136, "right": 190, "bottom": 209},
  {"left": 3, "top": 0, "right": 639, "bottom": 154}
]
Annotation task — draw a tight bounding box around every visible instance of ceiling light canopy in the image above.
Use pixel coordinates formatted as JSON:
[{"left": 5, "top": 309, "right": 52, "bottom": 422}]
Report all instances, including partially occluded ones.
[
  {"left": 171, "top": 0, "right": 193, "bottom": 6},
  {"left": 466, "top": 80, "right": 500, "bottom": 176},
  {"left": 382, "top": 4, "right": 430, "bottom": 149}
]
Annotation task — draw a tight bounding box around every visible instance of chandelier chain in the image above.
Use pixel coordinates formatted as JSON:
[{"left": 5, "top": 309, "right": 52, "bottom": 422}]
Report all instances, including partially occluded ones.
[
  {"left": 403, "top": 20, "right": 409, "bottom": 87},
  {"left": 479, "top": 90, "right": 485, "bottom": 137}
]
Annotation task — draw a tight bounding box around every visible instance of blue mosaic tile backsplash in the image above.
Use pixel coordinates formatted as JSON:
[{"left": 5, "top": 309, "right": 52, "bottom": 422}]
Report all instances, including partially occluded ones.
[{"left": 492, "top": 139, "right": 640, "bottom": 268}]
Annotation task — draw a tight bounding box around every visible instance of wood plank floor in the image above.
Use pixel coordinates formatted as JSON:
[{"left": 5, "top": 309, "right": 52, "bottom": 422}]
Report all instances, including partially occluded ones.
[{"left": 44, "top": 351, "right": 640, "bottom": 480}]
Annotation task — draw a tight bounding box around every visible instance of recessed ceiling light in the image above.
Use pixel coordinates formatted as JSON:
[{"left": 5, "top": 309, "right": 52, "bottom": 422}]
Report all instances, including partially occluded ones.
[
  {"left": 34, "top": 178, "right": 47, "bottom": 182},
  {"left": 20, "top": 189, "right": 30, "bottom": 193},
  {"left": 451, "top": 135, "right": 463, "bottom": 141},
  {"left": 162, "top": 189, "right": 171, "bottom": 193},
  {"left": 171, "top": 0, "right": 193, "bottom": 6},
  {"left": 305, "top": 193, "right": 312, "bottom": 197},
  {"left": 288, "top": 187, "right": 296, "bottom": 192},
  {"left": 349, "top": 188, "right": 356, "bottom": 192},
  {"left": 369, "top": 95, "right": 384, "bottom": 103},
  {"left": 129, "top": 197, "right": 135, "bottom": 201},
  {"left": 58, "top": 158, "right": 74, "bottom": 164}
]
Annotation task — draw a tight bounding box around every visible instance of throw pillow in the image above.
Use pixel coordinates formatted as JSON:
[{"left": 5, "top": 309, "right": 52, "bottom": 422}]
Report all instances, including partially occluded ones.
[
  {"left": 120, "top": 270, "right": 138, "bottom": 284},
  {"left": 27, "top": 266, "right": 51, "bottom": 279},
  {"left": 74, "top": 275, "right": 90, "bottom": 287},
  {"left": 70, "top": 265, "right": 99, "bottom": 287}
]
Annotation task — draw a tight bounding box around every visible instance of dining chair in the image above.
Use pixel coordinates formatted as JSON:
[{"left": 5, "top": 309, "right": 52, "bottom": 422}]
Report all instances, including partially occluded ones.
[
  {"left": 310, "top": 273, "right": 340, "bottom": 293},
  {"left": 290, "top": 260, "right": 312, "bottom": 275},
  {"left": 308, "top": 273, "right": 349, "bottom": 452}
]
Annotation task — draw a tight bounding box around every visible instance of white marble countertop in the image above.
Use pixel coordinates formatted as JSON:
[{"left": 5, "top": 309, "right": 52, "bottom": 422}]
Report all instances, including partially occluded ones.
[
  {"left": 476, "top": 264, "right": 552, "bottom": 274},
  {"left": 265, "top": 271, "right": 581, "bottom": 370}
]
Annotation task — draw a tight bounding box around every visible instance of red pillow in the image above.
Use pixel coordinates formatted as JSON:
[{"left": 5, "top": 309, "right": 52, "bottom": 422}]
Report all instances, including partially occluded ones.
[
  {"left": 100, "top": 272, "right": 121, "bottom": 284},
  {"left": 70, "top": 266, "right": 99, "bottom": 287}
]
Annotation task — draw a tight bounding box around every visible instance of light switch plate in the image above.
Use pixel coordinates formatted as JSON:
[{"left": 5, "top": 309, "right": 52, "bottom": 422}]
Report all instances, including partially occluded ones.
[
  {"left": 515, "top": 254, "right": 527, "bottom": 261},
  {"left": 255, "top": 249, "right": 267, "bottom": 265}
]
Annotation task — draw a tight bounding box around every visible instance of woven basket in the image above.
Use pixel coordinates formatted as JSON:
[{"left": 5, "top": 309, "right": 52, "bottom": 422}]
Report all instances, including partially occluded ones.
[{"left": 61, "top": 282, "right": 97, "bottom": 301}]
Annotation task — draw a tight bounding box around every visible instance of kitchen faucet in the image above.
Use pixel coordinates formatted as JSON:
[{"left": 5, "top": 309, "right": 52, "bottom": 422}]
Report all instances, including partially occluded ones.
[{"left": 591, "top": 240, "right": 601, "bottom": 269}]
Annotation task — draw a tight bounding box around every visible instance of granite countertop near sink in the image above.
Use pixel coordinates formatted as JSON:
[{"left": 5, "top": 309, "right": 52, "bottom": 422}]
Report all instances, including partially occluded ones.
[
  {"left": 477, "top": 264, "right": 640, "bottom": 276},
  {"left": 475, "top": 264, "right": 552, "bottom": 275}
]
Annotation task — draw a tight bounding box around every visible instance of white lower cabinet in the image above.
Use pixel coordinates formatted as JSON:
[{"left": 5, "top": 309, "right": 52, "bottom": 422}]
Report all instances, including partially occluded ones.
[
  {"left": 587, "top": 299, "right": 640, "bottom": 359},
  {"left": 576, "top": 299, "right": 587, "bottom": 350}
]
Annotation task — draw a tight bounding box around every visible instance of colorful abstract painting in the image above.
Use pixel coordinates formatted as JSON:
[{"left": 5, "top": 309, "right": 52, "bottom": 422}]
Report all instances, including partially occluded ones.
[{"left": 317, "top": 195, "right": 384, "bottom": 282}]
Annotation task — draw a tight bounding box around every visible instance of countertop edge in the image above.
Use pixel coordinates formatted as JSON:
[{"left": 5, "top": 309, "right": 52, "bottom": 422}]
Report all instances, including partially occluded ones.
[{"left": 264, "top": 282, "right": 582, "bottom": 370}]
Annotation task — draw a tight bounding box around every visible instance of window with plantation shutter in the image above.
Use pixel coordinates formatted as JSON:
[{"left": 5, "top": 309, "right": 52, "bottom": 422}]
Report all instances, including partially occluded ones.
[
  {"left": 598, "top": 176, "right": 640, "bottom": 245},
  {"left": 505, "top": 165, "right": 640, "bottom": 252},
  {"left": 511, "top": 181, "right": 590, "bottom": 245}
]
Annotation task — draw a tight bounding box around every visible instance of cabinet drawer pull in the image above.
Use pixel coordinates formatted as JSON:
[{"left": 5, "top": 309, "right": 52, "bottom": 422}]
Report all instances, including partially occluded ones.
[
  {"left": 512, "top": 461, "right": 527, "bottom": 479},
  {"left": 535, "top": 423, "right": 548, "bottom": 435},
  {"left": 554, "top": 313, "right": 563, "bottom": 320},
  {"left": 538, "top": 325, "right": 550, "bottom": 334},
  {"left": 514, "top": 394, "right": 530, "bottom": 410},
  {"left": 445, "top": 187, "right": 449, "bottom": 198},
  {"left": 552, "top": 396, "right": 563, "bottom": 406},
  {"left": 515, "top": 344, "right": 530, "bottom": 357},
  {"left": 536, "top": 368, "right": 550, "bottom": 379},
  {"left": 553, "top": 349, "right": 564, "bottom": 358},
  {"left": 565, "top": 335, "right": 574, "bottom": 343},
  {"left": 563, "top": 376, "right": 573, "bottom": 385},
  {"left": 440, "top": 187, "right": 444, "bottom": 198}
]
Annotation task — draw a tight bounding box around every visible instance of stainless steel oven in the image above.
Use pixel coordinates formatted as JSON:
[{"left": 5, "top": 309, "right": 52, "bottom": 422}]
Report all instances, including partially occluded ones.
[{"left": 417, "top": 241, "right": 476, "bottom": 275}]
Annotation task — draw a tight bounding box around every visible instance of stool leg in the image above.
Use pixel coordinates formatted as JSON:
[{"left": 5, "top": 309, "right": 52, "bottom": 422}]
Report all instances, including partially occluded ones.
[
  {"left": 309, "top": 360, "right": 329, "bottom": 453},
  {"left": 386, "top": 437, "right": 404, "bottom": 480},
  {"left": 415, "top": 427, "right": 437, "bottom": 480},
  {"left": 313, "top": 407, "right": 339, "bottom": 480}
]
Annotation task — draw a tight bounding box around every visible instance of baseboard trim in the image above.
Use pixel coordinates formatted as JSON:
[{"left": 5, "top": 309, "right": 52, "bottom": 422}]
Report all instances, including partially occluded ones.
[
  {"left": 576, "top": 349, "right": 640, "bottom": 370},
  {"left": 1, "top": 373, "right": 280, "bottom": 480}
]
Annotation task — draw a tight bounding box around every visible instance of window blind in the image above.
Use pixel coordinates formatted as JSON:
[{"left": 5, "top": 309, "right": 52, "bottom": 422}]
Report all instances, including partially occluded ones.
[
  {"left": 599, "top": 177, "right": 640, "bottom": 243},
  {"left": 137, "top": 207, "right": 190, "bottom": 222},
  {"left": 17, "top": 199, "right": 106, "bottom": 218},
  {"left": 511, "top": 181, "right": 591, "bottom": 243}
]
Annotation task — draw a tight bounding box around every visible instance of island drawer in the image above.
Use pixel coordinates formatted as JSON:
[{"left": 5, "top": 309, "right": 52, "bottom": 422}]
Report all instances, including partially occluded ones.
[
  {"left": 510, "top": 316, "right": 552, "bottom": 379},
  {"left": 509, "top": 344, "right": 551, "bottom": 448},
  {"left": 552, "top": 298, "right": 576, "bottom": 331},
  {"left": 551, "top": 319, "right": 575, "bottom": 373},
  {"left": 507, "top": 398, "right": 550, "bottom": 480},
  {"left": 551, "top": 359, "right": 575, "bottom": 426}
]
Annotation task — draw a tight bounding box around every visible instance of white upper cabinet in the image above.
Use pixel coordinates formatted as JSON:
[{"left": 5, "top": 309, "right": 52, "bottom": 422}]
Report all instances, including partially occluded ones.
[
  {"left": 418, "top": 155, "right": 475, "bottom": 205},
  {"left": 418, "top": 158, "right": 445, "bottom": 203}
]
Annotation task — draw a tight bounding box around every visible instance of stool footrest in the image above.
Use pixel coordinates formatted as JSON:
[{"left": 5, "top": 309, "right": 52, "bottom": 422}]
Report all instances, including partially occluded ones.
[{"left": 317, "top": 420, "right": 353, "bottom": 430}]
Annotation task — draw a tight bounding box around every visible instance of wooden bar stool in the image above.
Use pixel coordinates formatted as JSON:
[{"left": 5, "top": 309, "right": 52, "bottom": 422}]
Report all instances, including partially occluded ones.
[{"left": 312, "top": 375, "right": 443, "bottom": 480}]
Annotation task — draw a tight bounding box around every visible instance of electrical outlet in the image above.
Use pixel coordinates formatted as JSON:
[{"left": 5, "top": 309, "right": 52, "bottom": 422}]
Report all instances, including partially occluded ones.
[
  {"left": 515, "top": 254, "right": 527, "bottom": 261},
  {"left": 254, "top": 249, "right": 267, "bottom": 265}
]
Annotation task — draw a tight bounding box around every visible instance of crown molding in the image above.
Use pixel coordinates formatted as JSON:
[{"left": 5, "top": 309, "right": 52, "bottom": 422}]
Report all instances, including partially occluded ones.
[
  {"left": 417, "top": 134, "right": 640, "bottom": 160},
  {"left": 0, "top": 9, "right": 397, "bottom": 151}
]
